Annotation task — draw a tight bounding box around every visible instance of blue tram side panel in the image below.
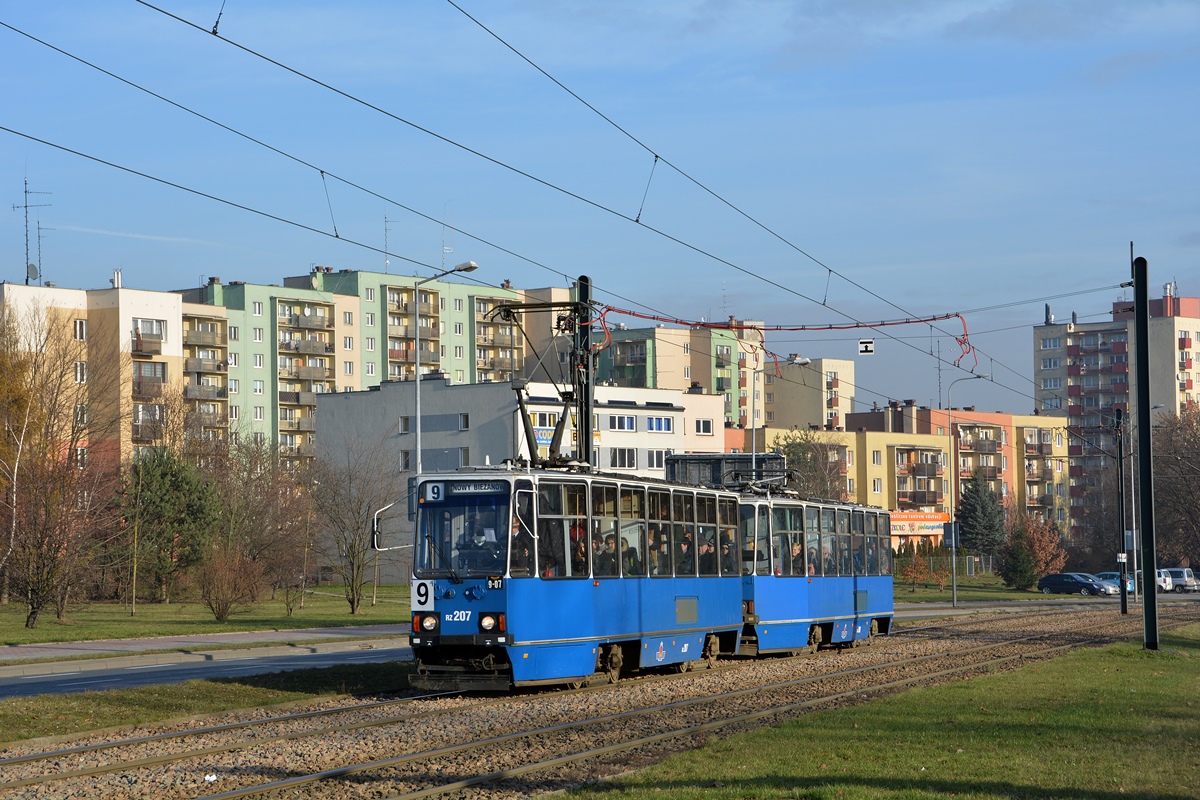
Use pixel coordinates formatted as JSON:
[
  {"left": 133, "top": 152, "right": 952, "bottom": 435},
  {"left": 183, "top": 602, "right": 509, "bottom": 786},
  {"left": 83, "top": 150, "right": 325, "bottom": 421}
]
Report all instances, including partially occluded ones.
[{"left": 403, "top": 469, "right": 893, "bottom": 692}]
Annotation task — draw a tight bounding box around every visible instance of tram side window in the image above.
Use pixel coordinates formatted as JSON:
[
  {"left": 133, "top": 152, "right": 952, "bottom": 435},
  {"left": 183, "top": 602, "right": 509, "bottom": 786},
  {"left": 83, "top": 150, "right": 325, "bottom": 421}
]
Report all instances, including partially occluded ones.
[
  {"left": 820, "top": 508, "right": 837, "bottom": 575},
  {"left": 805, "top": 506, "right": 820, "bottom": 577},
  {"left": 851, "top": 511, "right": 866, "bottom": 576},
  {"left": 537, "top": 518, "right": 568, "bottom": 577},
  {"left": 648, "top": 490, "right": 671, "bottom": 577},
  {"left": 508, "top": 482, "right": 536, "bottom": 578},
  {"left": 836, "top": 509, "right": 852, "bottom": 575},
  {"left": 878, "top": 515, "right": 893, "bottom": 575},
  {"left": 864, "top": 514, "right": 880, "bottom": 575},
  {"left": 696, "top": 495, "right": 718, "bottom": 576},
  {"left": 673, "top": 491, "right": 696, "bottom": 577},
  {"left": 739, "top": 504, "right": 757, "bottom": 575},
  {"left": 620, "top": 487, "right": 647, "bottom": 576},
  {"left": 718, "top": 498, "right": 739, "bottom": 576},
  {"left": 757, "top": 505, "right": 771, "bottom": 577}
]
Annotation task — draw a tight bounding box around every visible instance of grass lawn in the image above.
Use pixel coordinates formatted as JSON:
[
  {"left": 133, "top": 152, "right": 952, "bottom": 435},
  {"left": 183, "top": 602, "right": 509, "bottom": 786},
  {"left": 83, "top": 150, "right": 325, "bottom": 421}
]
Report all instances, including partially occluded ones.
[
  {"left": 0, "top": 661, "right": 416, "bottom": 744},
  {"left": 0, "top": 585, "right": 411, "bottom": 647},
  {"left": 572, "top": 623, "right": 1200, "bottom": 800},
  {"left": 896, "top": 573, "right": 1042, "bottom": 604}
]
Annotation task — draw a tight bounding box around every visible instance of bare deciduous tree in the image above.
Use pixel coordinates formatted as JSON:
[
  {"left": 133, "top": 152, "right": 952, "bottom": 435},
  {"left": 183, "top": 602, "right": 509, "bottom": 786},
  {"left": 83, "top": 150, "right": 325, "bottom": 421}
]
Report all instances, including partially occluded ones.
[
  {"left": 768, "top": 429, "right": 848, "bottom": 501},
  {"left": 310, "top": 433, "right": 406, "bottom": 615}
]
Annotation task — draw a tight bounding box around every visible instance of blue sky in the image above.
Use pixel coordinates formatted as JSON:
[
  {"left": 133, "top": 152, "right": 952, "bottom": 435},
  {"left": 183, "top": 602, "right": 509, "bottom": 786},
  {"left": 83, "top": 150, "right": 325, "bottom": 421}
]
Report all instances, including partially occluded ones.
[{"left": 2, "top": 1, "right": 1197, "bottom": 414}]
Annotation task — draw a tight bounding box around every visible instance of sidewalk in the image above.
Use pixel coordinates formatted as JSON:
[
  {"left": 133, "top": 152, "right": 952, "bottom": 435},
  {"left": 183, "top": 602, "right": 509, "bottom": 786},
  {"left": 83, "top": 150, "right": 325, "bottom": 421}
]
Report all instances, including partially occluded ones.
[{"left": 0, "top": 624, "right": 411, "bottom": 678}]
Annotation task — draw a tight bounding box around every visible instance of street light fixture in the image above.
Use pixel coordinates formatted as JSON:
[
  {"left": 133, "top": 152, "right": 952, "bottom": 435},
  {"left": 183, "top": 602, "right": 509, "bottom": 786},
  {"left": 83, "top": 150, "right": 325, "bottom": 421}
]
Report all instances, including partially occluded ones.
[
  {"left": 414, "top": 261, "right": 478, "bottom": 476},
  {"left": 946, "top": 373, "right": 988, "bottom": 608}
]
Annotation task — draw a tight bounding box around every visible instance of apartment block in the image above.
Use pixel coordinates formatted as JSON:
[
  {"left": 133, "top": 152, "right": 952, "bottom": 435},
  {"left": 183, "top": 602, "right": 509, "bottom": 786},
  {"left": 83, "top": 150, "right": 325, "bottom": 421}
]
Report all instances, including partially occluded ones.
[{"left": 1033, "top": 282, "right": 1198, "bottom": 540}]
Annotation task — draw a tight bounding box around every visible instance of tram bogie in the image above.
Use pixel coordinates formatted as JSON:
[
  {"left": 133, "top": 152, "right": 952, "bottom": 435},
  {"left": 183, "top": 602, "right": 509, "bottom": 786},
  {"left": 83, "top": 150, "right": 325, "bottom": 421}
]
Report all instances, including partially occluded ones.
[{"left": 403, "top": 467, "right": 894, "bottom": 692}]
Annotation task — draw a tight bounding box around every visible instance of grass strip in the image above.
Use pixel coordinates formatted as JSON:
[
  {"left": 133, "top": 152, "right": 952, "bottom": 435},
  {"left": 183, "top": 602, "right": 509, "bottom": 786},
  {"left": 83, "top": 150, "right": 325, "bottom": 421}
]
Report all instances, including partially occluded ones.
[
  {"left": 573, "top": 623, "right": 1200, "bottom": 799},
  {"left": 0, "top": 661, "right": 414, "bottom": 745}
]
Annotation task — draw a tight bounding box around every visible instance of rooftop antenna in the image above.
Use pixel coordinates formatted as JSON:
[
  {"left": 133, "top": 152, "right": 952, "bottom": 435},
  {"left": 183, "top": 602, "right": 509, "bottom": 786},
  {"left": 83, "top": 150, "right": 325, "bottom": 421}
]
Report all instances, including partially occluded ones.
[
  {"left": 12, "top": 178, "right": 51, "bottom": 285},
  {"left": 441, "top": 201, "right": 455, "bottom": 270},
  {"left": 36, "top": 219, "right": 52, "bottom": 285},
  {"left": 383, "top": 214, "right": 394, "bottom": 274}
]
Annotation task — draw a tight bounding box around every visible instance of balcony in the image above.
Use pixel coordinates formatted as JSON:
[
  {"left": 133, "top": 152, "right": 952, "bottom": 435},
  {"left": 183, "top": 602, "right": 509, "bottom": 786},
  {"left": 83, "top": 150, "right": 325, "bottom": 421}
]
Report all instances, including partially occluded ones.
[
  {"left": 1067, "top": 344, "right": 1081, "bottom": 356},
  {"left": 1068, "top": 444, "right": 1083, "bottom": 456},
  {"left": 1180, "top": 357, "right": 1194, "bottom": 370},
  {"left": 1113, "top": 361, "right": 1128, "bottom": 374},
  {"left": 1067, "top": 364, "right": 1083, "bottom": 377},
  {"left": 975, "top": 439, "right": 999, "bottom": 454},
  {"left": 1181, "top": 337, "right": 1193, "bottom": 350},
  {"left": 1024, "top": 442, "right": 1039, "bottom": 454},
  {"left": 974, "top": 465, "right": 999, "bottom": 480},
  {"left": 387, "top": 324, "right": 409, "bottom": 338},
  {"left": 614, "top": 353, "right": 647, "bottom": 367},
  {"left": 294, "top": 315, "right": 333, "bottom": 330},
  {"left": 1070, "top": 485, "right": 1087, "bottom": 497},
  {"left": 1180, "top": 379, "right": 1194, "bottom": 391},
  {"left": 826, "top": 397, "right": 838, "bottom": 409},
  {"left": 715, "top": 356, "right": 728, "bottom": 368},
  {"left": 1069, "top": 465, "right": 1084, "bottom": 477},
  {"left": 183, "top": 329, "right": 225, "bottom": 346},
  {"left": 1040, "top": 442, "right": 1055, "bottom": 455},
  {"left": 279, "top": 391, "right": 317, "bottom": 406},
  {"left": 184, "top": 357, "right": 225, "bottom": 373},
  {"left": 279, "top": 416, "right": 317, "bottom": 432},
  {"left": 290, "top": 365, "right": 332, "bottom": 380},
  {"left": 1068, "top": 385, "right": 1083, "bottom": 396},
  {"left": 1042, "top": 467, "right": 1056, "bottom": 481},
  {"left": 715, "top": 378, "right": 729, "bottom": 392},
  {"left": 389, "top": 349, "right": 415, "bottom": 362},
  {"left": 131, "top": 331, "right": 163, "bottom": 357},
  {"left": 1111, "top": 382, "right": 1129, "bottom": 395},
  {"left": 131, "top": 421, "right": 164, "bottom": 442},
  {"left": 910, "top": 462, "right": 942, "bottom": 477},
  {"left": 132, "top": 379, "right": 163, "bottom": 399},
  {"left": 184, "top": 384, "right": 227, "bottom": 400},
  {"left": 897, "top": 490, "right": 942, "bottom": 506},
  {"left": 1113, "top": 341, "right": 1128, "bottom": 354},
  {"left": 826, "top": 378, "right": 839, "bottom": 389},
  {"left": 187, "top": 411, "right": 228, "bottom": 429}
]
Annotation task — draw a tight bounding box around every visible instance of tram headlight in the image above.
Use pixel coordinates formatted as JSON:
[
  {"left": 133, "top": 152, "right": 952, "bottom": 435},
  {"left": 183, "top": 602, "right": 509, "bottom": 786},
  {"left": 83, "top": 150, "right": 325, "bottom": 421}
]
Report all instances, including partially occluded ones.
[
  {"left": 421, "top": 615, "right": 438, "bottom": 631},
  {"left": 480, "top": 614, "right": 496, "bottom": 631}
]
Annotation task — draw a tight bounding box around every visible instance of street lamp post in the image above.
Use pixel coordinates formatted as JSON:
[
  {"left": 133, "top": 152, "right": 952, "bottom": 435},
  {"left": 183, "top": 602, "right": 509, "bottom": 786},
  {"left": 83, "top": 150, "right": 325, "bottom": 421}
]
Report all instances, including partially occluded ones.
[
  {"left": 1114, "top": 409, "right": 1129, "bottom": 615},
  {"left": 414, "top": 261, "right": 478, "bottom": 476},
  {"left": 946, "top": 373, "right": 988, "bottom": 609}
]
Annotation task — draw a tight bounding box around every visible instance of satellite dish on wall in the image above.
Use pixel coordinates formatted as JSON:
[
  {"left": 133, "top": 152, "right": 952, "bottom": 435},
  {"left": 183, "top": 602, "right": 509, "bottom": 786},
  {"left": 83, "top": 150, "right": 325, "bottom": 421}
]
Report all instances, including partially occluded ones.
[
  {"left": 303, "top": 307, "right": 311, "bottom": 316},
  {"left": 27, "top": 263, "right": 39, "bottom": 282}
]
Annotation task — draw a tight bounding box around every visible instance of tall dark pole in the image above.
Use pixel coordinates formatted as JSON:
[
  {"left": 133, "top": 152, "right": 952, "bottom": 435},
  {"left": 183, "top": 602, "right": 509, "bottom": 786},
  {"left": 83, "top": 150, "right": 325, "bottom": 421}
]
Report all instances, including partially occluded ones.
[
  {"left": 1133, "top": 255, "right": 1158, "bottom": 649},
  {"left": 1114, "top": 409, "right": 1128, "bottom": 615},
  {"left": 573, "top": 276, "right": 593, "bottom": 467}
]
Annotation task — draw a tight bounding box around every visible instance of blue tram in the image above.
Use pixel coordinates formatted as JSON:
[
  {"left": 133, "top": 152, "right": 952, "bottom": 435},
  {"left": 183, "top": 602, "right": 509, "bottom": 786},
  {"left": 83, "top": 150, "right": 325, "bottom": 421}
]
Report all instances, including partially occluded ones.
[{"left": 405, "top": 467, "right": 892, "bottom": 692}]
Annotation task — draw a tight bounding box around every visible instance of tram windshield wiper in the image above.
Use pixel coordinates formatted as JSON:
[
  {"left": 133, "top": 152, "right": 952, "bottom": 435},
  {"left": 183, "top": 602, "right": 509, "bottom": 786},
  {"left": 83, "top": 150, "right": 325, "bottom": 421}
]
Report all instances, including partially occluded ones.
[{"left": 426, "top": 531, "right": 462, "bottom": 584}]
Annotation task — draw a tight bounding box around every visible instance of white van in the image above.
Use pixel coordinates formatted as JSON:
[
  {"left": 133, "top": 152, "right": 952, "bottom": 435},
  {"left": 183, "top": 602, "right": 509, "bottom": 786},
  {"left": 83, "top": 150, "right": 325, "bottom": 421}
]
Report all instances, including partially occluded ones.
[
  {"left": 1137, "top": 570, "right": 1174, "bottom": 593},
  {"left": 1164, "top": 568, "right": 1200, "bottom": 593}
]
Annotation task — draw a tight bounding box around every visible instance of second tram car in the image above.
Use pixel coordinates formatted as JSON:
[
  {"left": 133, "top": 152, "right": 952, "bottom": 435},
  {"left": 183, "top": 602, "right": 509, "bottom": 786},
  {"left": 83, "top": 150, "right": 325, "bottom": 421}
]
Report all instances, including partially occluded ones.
[{"left": 406, "top": 466, "right": 892, "bottom": 691}]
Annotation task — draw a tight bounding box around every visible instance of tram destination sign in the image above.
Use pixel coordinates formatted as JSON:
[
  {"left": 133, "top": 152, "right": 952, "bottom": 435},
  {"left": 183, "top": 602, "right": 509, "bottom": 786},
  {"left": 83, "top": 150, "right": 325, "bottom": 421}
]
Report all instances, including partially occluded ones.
[{"left": 447, "top": 481, "right": 508, "bottom": 494}]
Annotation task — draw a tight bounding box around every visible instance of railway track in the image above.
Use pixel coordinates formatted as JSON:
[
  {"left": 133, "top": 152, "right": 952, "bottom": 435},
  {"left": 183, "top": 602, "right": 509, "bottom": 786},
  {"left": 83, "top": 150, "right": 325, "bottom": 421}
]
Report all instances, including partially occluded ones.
[{"left": 1, "top": 607, "right": 1195, "bottom": 800}]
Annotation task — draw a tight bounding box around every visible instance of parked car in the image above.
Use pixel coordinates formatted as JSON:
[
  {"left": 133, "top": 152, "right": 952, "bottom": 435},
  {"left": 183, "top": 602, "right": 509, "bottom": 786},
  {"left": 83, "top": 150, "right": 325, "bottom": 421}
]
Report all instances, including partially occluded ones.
[
  {"left": 1136, "top": 570, "right": 1174, "bottom": 593},
  {"left": 1037, "top": 573, "right": 1111, "bottom": 596},
  {"left": 1163, "top": 568, "right": 1200, "bottom": 593},
  {"left": 1094, "top": 571, "right": 1135, "bottom": 593},
  {"left": 1076, "top": 574, "right": 1120, "bottom": 596}
]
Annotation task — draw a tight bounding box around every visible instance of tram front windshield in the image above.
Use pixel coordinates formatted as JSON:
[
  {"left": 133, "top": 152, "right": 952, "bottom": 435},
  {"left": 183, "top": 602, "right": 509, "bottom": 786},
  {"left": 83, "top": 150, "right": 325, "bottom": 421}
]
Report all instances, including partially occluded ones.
[{"left": 414, "top": 483, "right": 510, "bottom": 578}]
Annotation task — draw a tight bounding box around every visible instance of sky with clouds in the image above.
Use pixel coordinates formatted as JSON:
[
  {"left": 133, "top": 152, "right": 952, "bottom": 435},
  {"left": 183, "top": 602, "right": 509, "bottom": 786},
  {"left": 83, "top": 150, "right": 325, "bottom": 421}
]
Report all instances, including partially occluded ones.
[{"left": 2, "top": 1, "right": 1197, "bottom": 414}]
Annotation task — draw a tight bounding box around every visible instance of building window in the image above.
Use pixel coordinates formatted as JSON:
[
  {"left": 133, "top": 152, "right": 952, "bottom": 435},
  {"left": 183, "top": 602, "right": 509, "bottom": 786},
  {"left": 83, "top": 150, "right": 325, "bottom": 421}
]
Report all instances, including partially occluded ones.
[
  {"left": 344, "top": 361, "right": 354, "bottom": 375},
  {"left": 459, "top": 413, "right": 470, "bottom": 430},
  {"left": 872, "top": 478, "right": 882, "bottom": 494},
  {"left": 847, "top": 478, "right": 855, "bottom": 494},
  {"left": 401, "top": 450, "right": 411, "bottom": 471},
  {"left": 254, "top": 354, "right": 264, "bottom": 369},
  {"left": 75, "top": 361, "right": 87, "bottom": 384},
  {"left": 459, "top": 447, "right": 470, "bottom": 466},
  {"left": 229, "top": 405, "right": 239, "bottom": 420},
  {"left": 365, "top": 362, "right": 376, "bottom": 376},
  {"left": 1043, "top": 397, "right": 1062, "bottom": 410},
  {"left": 647, "top": 449, "right": 672, "bottom": 469},
  {"left": 253, "top": 406, "right": 265, "bottom": 421},
  {"left": 365, "top": 312, "right": 375, "bottom": 326},
  {"left": 365, "top": 288, "right": 375, "bottom": 302},
  {"left": 74, "top": 447, "right": 88, "bottom": 469},
  {"left": 75, "top": 404, "right": 88, "bottom": 426},
  {"left": 1042, "top": 377, "right": 1062, "bottom": 390},
  {"left": 610, "top": 448, "right": 637, "bottom": 469},
  {"left": 765, "top": 411, "right": 774, "bottom": 422},
  {"left": 227, "top": 353, "right": 239, "bottom": 367},
  {"left": 252, "top": 301, "right": 263, "bottom": 316},
  {"left": 229, "top": 379, "right": 239, "bottom": 394},
  {"left": 343, "top": 311, "right": 353, "bottom": 325},
  {"left": 253, "top": 327, "right": 263, "bottom": 343},
  {"left": 872, "top": 450, "right": 882, "bottom": 466},
  {"left": 1040, "top": 337, "right": 1060, "bottom": 349},
  {"left": 364, "top": 337, "right": 375, "bottom": 351},
  {"left": 74, "top": 319, "right": 87, "bottom": 340},
  {"left": 1041, "top": 357, "right": 1061, "bottom": 369},
  {"left": 454, "top": 322, "right": 464, "bottom": 336},
  {"left": 454, "top": 346, "right": 464, "bottom": 359},
  {"left": 454, "top": 370, "right": 464, "bottom": 382},
  {"left": 646, "top": 416, "right": 672, "bottom": 432},
  {"left": 609, "top": 415, "right": 636, "bottom": 431},
  {"left": 253, "top": 380, "right": 264, "bottom": 394},
  {"left": 695, "top": 419, "right": 713, "bottom": 435},
  {"left": 342, "top": 336, "right": 352, "bottom": 350},
  {"left": 399, "top": 416, "right": 411, "bottom": 434},
  {"left": 454, "top": 298, "right": 463, "bottom": 312}
]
